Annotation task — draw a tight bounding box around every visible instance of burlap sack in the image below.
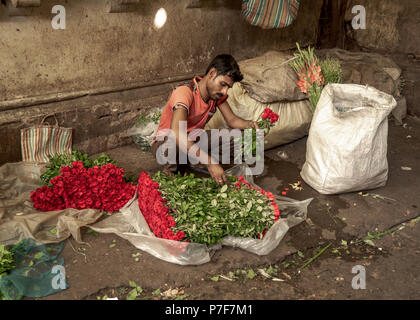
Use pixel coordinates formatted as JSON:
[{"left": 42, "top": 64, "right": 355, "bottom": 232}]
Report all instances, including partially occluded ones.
[
  {"left": 205, "top": 82, "right": 313, "bottom": 150},
  {"left": 238, "top": 51, "right": 307, "bottom": 103},
  {"left": 316, "top": 48, "right": 402, "bottom": 96}
]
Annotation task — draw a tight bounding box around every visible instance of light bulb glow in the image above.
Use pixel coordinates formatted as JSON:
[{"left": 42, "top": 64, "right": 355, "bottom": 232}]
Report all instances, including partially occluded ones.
[{"left": 154, "top": 8, "right": 167, "bottom": 29}]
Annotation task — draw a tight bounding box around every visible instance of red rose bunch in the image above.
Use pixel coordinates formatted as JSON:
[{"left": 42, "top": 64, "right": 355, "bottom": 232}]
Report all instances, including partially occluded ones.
[
  {"left": 257, "top": 108, "right": 279, "bottom": 133},
  {"left": 31, "top": 161, "right": 135, "bottom": 213},
  {"left": 137, "top": 172, "right": 185, "bottom": 241},
  {"left": 30, "top": 185, "right": 66, "bottom": 212},
  {"left": 236, "top": 107, "right": 279, "bottom": 163},
  {"left": 261, "top": 108, "right": 279, "bottom": 124}
]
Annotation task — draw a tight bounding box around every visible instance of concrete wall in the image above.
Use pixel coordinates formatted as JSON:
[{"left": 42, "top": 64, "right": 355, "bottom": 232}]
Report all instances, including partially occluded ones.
[
  {"left": 344, "top": 0, "right": 420, "bottom": 54},
  {"left": 343, "top": 0, "right": 420, "bottom": 116},
  {"left": 0, "top": 0, "right": 324, "bottom": 165}
]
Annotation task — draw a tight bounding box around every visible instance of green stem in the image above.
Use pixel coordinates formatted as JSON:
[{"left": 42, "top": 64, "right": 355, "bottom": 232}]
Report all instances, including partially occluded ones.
[{"left": 299, "top": 243, "right": 332, "bottom": 271}]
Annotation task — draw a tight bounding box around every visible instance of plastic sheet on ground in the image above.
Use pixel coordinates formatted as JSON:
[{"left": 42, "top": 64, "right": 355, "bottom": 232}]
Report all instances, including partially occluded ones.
[
  {"left": 0, "top": 239, "right": 67, "bottom": 300},
  {"left": 0, "top": 162, "right": 103, "bottom": 246},
  {"left": 91, "top": 164, "right": 312, "bottom": 265},
  {"left": 0, "top": 161, "right": 312, "bottom": 266}
]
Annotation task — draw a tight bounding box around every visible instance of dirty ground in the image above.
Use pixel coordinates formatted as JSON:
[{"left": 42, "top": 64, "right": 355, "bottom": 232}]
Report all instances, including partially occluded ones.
[{"left": 33, "top": 112, "right": 420, "bottom": 301}]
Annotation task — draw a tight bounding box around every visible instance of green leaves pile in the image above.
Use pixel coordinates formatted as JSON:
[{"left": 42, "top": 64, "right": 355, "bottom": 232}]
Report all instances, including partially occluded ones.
[
  {"left": 153, "top": 172, "right": 277, "bottom": 246},
  {"left": 320, "top": 58, "right": 343, "bottom": 85},
  {"left": 0, "top": 245, "right": 15, "bottom": 275},
  {"left": 40, "top": 150, "right": 134, "bottom": 186},
  {"left": 0, "top": 244, "right": 15, "bottom": 298}
]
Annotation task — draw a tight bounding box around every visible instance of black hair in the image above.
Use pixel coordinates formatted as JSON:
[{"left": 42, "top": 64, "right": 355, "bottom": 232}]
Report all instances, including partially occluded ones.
[{"left": 205, "top": 54, "right": 243, "bottom": 82}]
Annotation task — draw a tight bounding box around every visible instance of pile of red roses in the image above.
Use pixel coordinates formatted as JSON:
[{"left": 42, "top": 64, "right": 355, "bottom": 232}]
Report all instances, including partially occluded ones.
[
  {"left": 31, "top": 161, "right": 136, "bottom": 213},
  {"left": 137, "top": 172, "right": 185, "bottom": 241},
  {"left": 261, "top": 108, "right": 279, "bottom": 123}
]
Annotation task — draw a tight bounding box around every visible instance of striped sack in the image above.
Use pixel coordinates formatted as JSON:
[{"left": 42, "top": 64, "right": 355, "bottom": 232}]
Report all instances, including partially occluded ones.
[
  {"left": 242, "top": 0, "right": 301, "bottom": 29},
  {"left": 21, "top": 114, "right": 72, "bottom": 163}
]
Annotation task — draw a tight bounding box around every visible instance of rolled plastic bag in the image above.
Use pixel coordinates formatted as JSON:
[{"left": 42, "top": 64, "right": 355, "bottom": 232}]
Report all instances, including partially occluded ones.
[
  {"left": 123, "top": 108, "right": 161, "bottom": 151},
  {"left": 301, "top": 84, "right": 397, "bottom": 195}
]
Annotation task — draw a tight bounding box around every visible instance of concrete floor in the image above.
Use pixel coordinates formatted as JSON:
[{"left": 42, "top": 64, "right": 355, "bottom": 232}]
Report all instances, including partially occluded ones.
[
  {"left": 37, "top": 53, "right": 420, "bottom": 300},
  {"left": 40, "top": 113, "right": 420, "bottom": 300}
]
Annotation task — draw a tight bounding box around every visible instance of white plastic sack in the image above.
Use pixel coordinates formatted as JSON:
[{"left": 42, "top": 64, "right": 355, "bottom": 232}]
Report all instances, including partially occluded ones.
[
  {"left": 91, "top": 164, "right": 312, "bottom": 265},
  {"left": 205, "top": 82, "right": 313, "bottom": 150},
  {"left": 301, "top": 84, "right": 397, "bottom": 194}
]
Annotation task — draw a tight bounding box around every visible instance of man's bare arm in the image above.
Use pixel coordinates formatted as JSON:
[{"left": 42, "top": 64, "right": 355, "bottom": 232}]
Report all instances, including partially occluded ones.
[
  {"left": 170, "top": 108, "right": 210, "bottom": 163},
  {"left": 218, "top": 101, "right": 259, "bottom": 130},
  {"left": 170, "top": 108, "right": 228, "bottom": 185}
]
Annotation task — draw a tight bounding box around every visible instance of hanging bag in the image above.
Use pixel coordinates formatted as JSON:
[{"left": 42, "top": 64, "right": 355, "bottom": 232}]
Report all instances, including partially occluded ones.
[
  {"left": 20, "top": 114, "right": 72, "bottom": 163},
  {"left": 241, "top": 0, "right": 301, "bottom": 29}
]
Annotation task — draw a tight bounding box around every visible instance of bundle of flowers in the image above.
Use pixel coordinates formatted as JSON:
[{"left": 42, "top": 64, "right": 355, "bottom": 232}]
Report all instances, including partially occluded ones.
[
  {"left": 40, "top": 150, "right": 135, "bottom": 186},
  {"left": 235, "top": 107, "right": 279, "bottom": 163},
  {"left": 289, "top": 43, "right": 344, "bottom": 112},
  {"left": 31, "top": 161, "right": 136, "bottom": 213},
  {"left": 260, "top": 107, "right": 279, "bottom": 130},
  {"left": 137, "top": 171, "right": 280, "bottom": 246},
  {"left": 289, "top": 43, "right": 325, "bottom": 112},
  {"left": 0, "top": 244, "right": 15, "bottom": 275},
  {"left": 0, "top": 244, "right": 15, "bottom": 300},
  {"left": 132, "top": 110, "right": 162, "bottom": 151}
]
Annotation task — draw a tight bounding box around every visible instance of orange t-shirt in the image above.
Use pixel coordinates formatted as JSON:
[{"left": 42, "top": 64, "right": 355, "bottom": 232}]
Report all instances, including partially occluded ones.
[{"left": 154, "top": 76, "right": 228, "bottom": 142}]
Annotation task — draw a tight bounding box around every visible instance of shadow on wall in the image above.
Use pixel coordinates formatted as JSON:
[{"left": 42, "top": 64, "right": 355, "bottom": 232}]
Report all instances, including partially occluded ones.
[
  {"left": 186, "top": 0, "right": 242, "bottom": 10},
  {"left": 0, "top": 0, "right": 156, "bottom": 18}
]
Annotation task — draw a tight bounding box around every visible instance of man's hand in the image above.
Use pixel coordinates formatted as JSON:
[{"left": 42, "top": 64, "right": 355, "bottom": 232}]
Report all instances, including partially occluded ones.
[
  {"left": 247, "top": 120, "right": 259, "bottom": 130},
  {"left": 207, "top": 163, "right": 228, "bottom": 186}
]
